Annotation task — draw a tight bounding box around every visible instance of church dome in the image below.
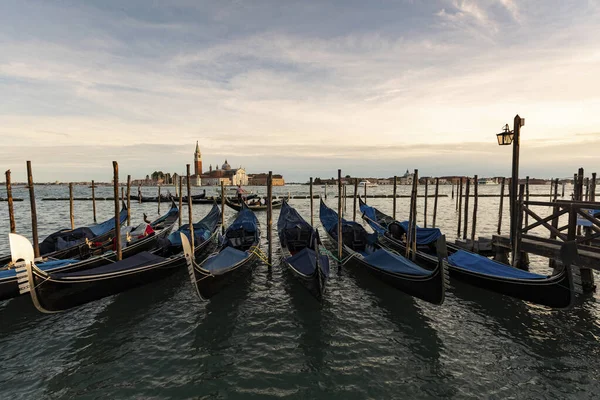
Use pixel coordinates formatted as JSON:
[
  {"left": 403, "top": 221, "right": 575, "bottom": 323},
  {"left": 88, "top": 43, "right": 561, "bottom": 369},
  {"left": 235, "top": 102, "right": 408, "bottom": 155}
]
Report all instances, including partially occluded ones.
[{"left": 222, "top": 159, "right": 231, "bottom": 170}]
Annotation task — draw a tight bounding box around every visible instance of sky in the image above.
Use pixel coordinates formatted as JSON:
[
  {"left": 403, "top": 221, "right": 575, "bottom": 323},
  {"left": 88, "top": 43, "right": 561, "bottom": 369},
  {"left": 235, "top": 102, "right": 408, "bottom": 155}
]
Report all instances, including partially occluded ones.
[{"left": 1, "top": 0, "right": 600, "bottom": 182}]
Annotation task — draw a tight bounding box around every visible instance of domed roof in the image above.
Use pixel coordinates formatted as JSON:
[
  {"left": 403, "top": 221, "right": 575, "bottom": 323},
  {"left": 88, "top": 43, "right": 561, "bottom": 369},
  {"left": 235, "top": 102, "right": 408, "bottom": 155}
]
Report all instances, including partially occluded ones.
[{"left": 222, "top": 159, "right": 231, "bottom": 170}]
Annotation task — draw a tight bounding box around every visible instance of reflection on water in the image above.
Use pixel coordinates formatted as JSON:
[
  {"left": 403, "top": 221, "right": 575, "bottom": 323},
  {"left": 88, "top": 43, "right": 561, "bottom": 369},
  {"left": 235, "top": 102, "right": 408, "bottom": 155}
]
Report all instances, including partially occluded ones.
[{"left": 0, "top": 185, "right": 598, "bottom": 398}]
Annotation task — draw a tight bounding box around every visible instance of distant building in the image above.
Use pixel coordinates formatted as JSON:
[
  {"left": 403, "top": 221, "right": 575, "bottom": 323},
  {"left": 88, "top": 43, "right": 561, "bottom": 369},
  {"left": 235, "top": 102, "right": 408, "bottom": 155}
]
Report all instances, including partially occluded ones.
[
  {"left": 201, "top": 160, "right": 248, "bottom": 186},
  {"left": 248, "top": 173, "right": 285, "bottom": 186},
  {"left": 399, "top": 169, "right": 414, "bottom": 185}
]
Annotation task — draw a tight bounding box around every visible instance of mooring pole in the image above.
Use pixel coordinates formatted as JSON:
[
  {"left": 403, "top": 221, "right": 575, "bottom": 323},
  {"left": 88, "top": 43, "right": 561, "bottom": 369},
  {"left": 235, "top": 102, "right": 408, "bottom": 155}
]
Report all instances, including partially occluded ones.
[
  {"left": 267, "top": 171, "right": 273, "bottom": 266},
  {"left": 585, "top": 177, "right": 590, "bottom": 202},
  {"left": 553, "top": 178, "right": 559, "bottom": 202},
  {"left": 407, "top": 176, "right": 416, "bottom": 258},
  {"left": 158, "top": 184, "right": 161, "bottom": 215},
  {"left": 69, "top": 182, "right": 75, "bottom": 229},
  {"left": 178, "top": 176, "right": 183, "bottom": 227},
  {"left": 26, "top": 161, "right": 40, "bottom": 258},
  {"left": 577, "top": 168, "right": 584, "bottom": 236},
  {"left": 5, "top": 170, "right": 16, "bottom": 233},
  {"left": 411, "top": 170, "right": 419, "bottom": 260},
  {"left": 337, "top": 169, "right": 343, "bottom": 263},
  {"left": 353, "top": 178, "right": 358, "bottom": 221},
  {"left": 121, "top": 187, "right": 124, "bottom": 206},
  {"left": 591, "top": 173, "right": 597, "bottom": 202},
  {"left": 392, "top": 175, "right": 397, "bottom": 220},
  {"left": 471, "top": 175, "right": 478, "bottom": 251},
  {"left": 457, "top": 177, "right": 463, "bottom": 238},
  {"left": 498, "top": 177, "right": 505, "bottom": 235},
  {"left": 138, "top": 184, "right": 142, "bottom": 204},
  {"left": 324, "top": 183, "right": 327, "bottom": 200},
  {"left": 220, "top": 180, "right": 225, "bottom": 234},
  {"left": 524, "top": 176, "right": 530, "bottom": 232},
  {"left": 432, "top": 177, "right": 439, "bottom": 228},
  {"left": 364, "top": 179, "right": 367, "bottom": 204},
  {"left": 509, "top": 115, "right": 523, "bottom": 251},
  {"left": 126, "top": 175, "right": 131, "bottom": 226},
  {"left": 512, "top": 184, "right": 525, "bottom": 268},
  {"left": 452, "top": 181, "right": 454, "bottom": 200},
  {"left": 91, "top": 179, "right": 97, "bottom": 223},
  {"left": 455, "top": 179, "right": 460, "bottom": 210},
  {"left": 309, "top": 177, "right": 314, "bottom": 226},
  {"left": 463, "top": 177, "right": 470, "bottom": 240},
  {"left": 424, "top": 179, "right": 429, "bottom": 228},
  {"left": 186, "top": 165, "right": 194, "bottom": 251},
  {"left": 112, "top": 161, "right": 121, "bottom": 261}
]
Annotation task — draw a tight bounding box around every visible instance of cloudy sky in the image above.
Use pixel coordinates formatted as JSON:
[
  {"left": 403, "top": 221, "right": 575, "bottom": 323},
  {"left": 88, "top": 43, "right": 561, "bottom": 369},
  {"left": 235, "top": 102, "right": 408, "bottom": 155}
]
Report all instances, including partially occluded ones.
[{"left": 1, "top": 0, "right": 599, "bottom": 182}]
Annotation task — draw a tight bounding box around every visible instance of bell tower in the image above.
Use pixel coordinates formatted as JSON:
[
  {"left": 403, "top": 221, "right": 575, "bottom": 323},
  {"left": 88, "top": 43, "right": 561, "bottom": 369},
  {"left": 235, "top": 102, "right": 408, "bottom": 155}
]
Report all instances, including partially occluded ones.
[{"left": 194, "top": 141, "right": 202, "bottom": 177}]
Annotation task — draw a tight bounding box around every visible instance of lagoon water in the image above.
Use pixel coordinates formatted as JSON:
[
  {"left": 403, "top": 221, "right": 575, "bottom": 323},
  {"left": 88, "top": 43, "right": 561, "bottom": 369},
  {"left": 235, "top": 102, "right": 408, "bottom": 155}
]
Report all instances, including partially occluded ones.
[{"left": 0, "top": 183, "right": 598, "bottom": 399}]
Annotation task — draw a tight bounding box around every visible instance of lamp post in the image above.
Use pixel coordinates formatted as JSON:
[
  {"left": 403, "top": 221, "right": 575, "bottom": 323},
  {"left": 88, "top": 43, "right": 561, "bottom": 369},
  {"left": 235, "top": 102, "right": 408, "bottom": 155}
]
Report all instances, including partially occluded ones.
[{"left": 496, "top": 115, "right": 524, "bottom": 256}]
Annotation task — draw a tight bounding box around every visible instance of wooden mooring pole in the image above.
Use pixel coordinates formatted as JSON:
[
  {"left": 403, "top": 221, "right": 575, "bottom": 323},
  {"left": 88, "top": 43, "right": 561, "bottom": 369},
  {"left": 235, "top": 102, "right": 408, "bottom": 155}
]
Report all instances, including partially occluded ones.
[
  {"left": 178, "top": 176, "right": 183, "bottom": 228},
  {"left": 126, "top": 175, "right": 131, "bottom": 226},
  {"left": 186, "top": 165, "right": 194, "bottom": 251},
  {"left": 424, "top": 178, "right": 428, "bottom": 228},
  {"left": 158, "top": 184, "right": 161, "bottom": 215},
  {"left": 220, "top": 181, "right": 225, "bottom": 233},
  {"left": 524, "top": 176, "right": 529, "bottom": 231},
  {"left": 463, "top": 177, "right": 470, "bottom": 240},
  {"left": 353, "top": 178, "right": 358, "bottom": 221},
  {"left": 5, "top": 170, "right": 16, "bottom": 233},
  {"left": 267, "top": 171, "right": 273, "bottom": 266},
  {"left": 470, "top": 175, "right": 478, "bottom": 251},
  {"left": 498, "top": 177, "right": 505, "bottom": 235},
  {"left": 337, "top": 169, "right": 343, "bottom": 264},
  {"left": 457, "top": 177, "right": 463, "bottom": 238},
  {"left": 451, "top": 181, "right": 454, "bottom": 200},
  {"left": 591, "top": 173, "right": 597, "bottom": 202},
  {"left": 432, "top": 178, "right": 439, "bottom": 228},
  {"left": 410, "top": 170, "right": 418, "bottom": 260},
  {"left": 364, "top": 179, "right": 367, "bottom": 203},
  {"left": 91, "top": 179, "right": 97, "bottom": 223},
  {"left": 553, "top": 178, "right": 559, "bottom": 202},
  {"left": 26, "top": 161, "right": 40, "bottom": 258},
  {"left": 309, "top": 177, "right": 314, "bottom": 226},
  {"left": 392, "top": 176, "right": 397, "bottom": 220},
  {"left": 69, "top": 183, "right": 75, "bottom": 229},
  {"left": 112, "top": 161, "right": 121, "bottom": 261}
]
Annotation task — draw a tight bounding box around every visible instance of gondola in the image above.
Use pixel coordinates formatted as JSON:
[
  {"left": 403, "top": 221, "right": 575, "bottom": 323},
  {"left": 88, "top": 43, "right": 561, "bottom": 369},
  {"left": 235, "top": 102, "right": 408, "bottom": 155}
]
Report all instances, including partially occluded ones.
[
  {"left": 224, "top": 197, "right": 283, "bottom": 212},
  {"left": 130, "top": 194, "right": 173, "bottom": 203},
  {"left": 358, "top": 198, "right": 581, "bottom": 309},
  {"left": 277, "top": 200, "right": 329, "bottom": 300},
  {"left": 12, "top": 204, "right": 220, "bottom": 313},
  {"left": 0, "top": 202, "right": 180, "bottom": 302},
  {"left": 184, "top": 203, "right": 260, "bottom": 300},
  {"left": 319, "top": 200, "right": 447, "bottom": 305},
  {"left": 0, "top": 202, "right": 128, "bottom": 266}
]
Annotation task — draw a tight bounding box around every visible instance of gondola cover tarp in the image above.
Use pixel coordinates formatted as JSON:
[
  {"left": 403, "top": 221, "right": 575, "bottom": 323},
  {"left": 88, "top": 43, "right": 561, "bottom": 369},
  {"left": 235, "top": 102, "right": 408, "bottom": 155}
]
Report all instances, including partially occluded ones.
[{"left": 448, "top": 250, "right": 546, "bottom": 279}]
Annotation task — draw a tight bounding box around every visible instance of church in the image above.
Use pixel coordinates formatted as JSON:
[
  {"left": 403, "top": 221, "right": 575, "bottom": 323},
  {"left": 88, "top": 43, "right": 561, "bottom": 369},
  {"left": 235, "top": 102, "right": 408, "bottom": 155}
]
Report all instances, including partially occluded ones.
[{"left": 191, "top": 142, "right": 248, "bottom": 186}]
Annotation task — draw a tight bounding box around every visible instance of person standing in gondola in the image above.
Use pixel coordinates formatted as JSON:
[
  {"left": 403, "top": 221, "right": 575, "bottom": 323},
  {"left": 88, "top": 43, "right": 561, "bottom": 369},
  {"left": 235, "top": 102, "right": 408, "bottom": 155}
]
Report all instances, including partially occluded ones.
[{"left": 236, "top": 185, "right": 246, "bottom": 203}]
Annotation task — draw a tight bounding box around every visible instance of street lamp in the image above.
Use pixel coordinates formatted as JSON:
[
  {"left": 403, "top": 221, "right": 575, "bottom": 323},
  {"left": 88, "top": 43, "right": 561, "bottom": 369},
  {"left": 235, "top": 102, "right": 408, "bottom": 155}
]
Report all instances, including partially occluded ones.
[{"left": 496, "top": 115, "right": 524, "bottom": 267}]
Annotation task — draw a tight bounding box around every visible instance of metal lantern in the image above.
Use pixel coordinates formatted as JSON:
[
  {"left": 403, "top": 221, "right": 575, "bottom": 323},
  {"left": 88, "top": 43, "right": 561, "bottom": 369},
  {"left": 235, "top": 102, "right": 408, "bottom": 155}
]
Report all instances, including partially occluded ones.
[{"left": 496, "top": 124, "right": 514, "bottom": 146}]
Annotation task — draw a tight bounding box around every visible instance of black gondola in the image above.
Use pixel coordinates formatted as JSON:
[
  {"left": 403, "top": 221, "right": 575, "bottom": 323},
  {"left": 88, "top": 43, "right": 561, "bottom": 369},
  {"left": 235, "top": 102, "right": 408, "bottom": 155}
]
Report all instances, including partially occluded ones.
[
  {"left": 12, "top": 204, "right": 220, "bottom": 313},
  {"left": 358, "top": 198, "right": 581, "bottom": 309},
  {"left": 224, "top": 197, "right": 284, "bottom": 212},
  {"left": 319, "top": 200, "right": 447, "bottom": 305},
  {"left": 0, "top": 202, "right": 180, "bottom": 302},
  {"left": 184, "top": 204, "right": 260, "bottom": 300},
  {"left": 277, "top": 200, "right": 329, "bottom": 300},
  {"left": 0, "top": 202, "right": 128, "bottom": 266}
]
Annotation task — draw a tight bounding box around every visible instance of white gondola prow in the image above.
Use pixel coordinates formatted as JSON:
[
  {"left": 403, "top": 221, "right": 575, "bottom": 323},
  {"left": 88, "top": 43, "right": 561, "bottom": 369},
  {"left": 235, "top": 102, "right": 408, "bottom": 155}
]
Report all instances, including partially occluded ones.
[{"left": 9, "top": 233, "right": 35, "bottom": 295}]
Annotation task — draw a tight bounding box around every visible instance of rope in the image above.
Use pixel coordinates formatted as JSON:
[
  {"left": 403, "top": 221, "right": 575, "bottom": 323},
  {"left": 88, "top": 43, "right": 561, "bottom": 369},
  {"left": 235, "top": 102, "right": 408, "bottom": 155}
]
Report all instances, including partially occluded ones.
[
  {"left": 318, "top": 246, "right": 355, "bottom": 265},
  {"left": 249, "top": 247, "right": 274, "bottom": 267}
]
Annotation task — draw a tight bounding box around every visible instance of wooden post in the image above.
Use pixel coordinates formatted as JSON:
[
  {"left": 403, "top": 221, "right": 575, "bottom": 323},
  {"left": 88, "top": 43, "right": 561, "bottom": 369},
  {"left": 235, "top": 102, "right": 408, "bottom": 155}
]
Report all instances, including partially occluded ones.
[
  {"left": 5, "top": 170, "right": 16, "bottom": 233},
  {"left": 91, "top": 179, "right": 97, "bottom": 223},
  {"left": 591, "top": 173, "right": 597, "bottom": 202},
  {"left": 451, "top": 181, "right": 454, "bottom": 200},
  {"left": 455, "top": 179, "right": 460, "bottom": 210},
  {"left": 186, "top": 165, "right": 194, "bottom": 251},
  {"left": 267, "top": 171, "right": 273, "bottom": 266},
  {"left": 509, "top": 115, "right": 523, "bottom": 252},
  {"left": 424, "top": 178, "right": 428, "bottom": 228},
  {"left": 561, "top": 181, "right": 565, "bottom": 198},
  {"left": 112, "top": 161, "right": 121, "bottom": 261},
  {"left": 178, "top": 176, "right": 183, "bottom": 227},
  {"left": 498, "top": 177, "right": 505, "bottom": 235},
  {"left": 337, "top": 169, "right": 343, "bottom": 262},
  {"left": 121, "top": 187, "right": 124, "bottom": 205},
  {"left": 138, "top": 184, "right": 142, "bottom": 204},
  {"left": 353, "top": 178, "right": 358, "bottom": 221},
  {"left": 512, "top": 184, "right": 525, "bottom": 268},
  {"left": 343, "top": 184, "right": 347, "bottom": 215},
  {"left": 126, "top": 175, "right": 131, "bottom": 226},
  {"left": 324, "top": 183, "right": 327, "bottom": 199},
  {"left": 577, "top": 168, "right": 584, "bottom": 236},
  {"left": 158, "top": 184, "right": 161, "bottom": 215},
  {"left": 553, "top": 178, "right": 559, "bottom": 202},
  {"left": 407, "top": 171, "right": 418, "bottom": 259},
  {"left": 26, "top": 161, "right": 40, "bottom": 258},
  {"left": 432, "top": 178, "right": 439, "bottom": 228},
  {"left": 524, "top": 176, "right": 530, "bottom": 232},
  {"left": 410, "top": 170, "right": 418, "bottom": 260},
  {"left": 220, "top": 181, "right": 225, "bottom": 233},
  {"left": 309, "top": 177, "right": 314, "bottom": 226},
  {"left": 392, "top": 175, "right": 397, "bottom": 220},
  {"left": 585, "top": 177, "right": 590, "bottom": 202},
  {"left": 364, "top": 180, "right": 367, "bottom": 203},
  {"left": 457, "top": 178, "right": 463, "bottom": 238},
  {"left": 470, "top": 175, "right": 478, "bottom": 251},
  {"left": 463, "top": 177, "right": 470, "bottom": 240},
  {"left": 69, "top": 183, "right": 75, "bottom": 229}
]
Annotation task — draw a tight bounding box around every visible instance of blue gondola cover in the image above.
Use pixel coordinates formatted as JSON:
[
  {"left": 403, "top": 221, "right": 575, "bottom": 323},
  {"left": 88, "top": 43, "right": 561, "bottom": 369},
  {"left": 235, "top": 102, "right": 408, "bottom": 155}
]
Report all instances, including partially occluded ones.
[
  {"left": 203, "top": 247, "right": 249, "bottom": 273},
  {"left": 52, "top": 252, "right": 165, "bottom": 278},
  {"left": 168, "top": 204, "right": 220, "bottom": 246},
  {"left": 448, "top": 250, "right": 546, "bottom": 279},
  {"left": 363, "top": 249, "right": 431, "bottom": 276}
]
